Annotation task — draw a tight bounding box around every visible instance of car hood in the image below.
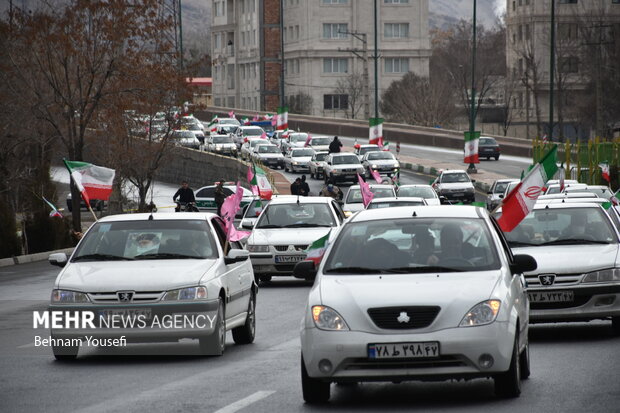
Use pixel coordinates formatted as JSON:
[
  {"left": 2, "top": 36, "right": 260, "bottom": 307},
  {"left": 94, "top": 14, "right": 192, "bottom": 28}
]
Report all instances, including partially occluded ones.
[
  {"left": 258, "top": 153, "right": 283, "bottom": 159},
  {"left": 438, "top": 183, "right": 474, "bottom": 190},
  {"left": 343, "top": 202, "right": 365, "bottom": 212},
  {"left": 319, "top": 272, "right": 501, "bottom": 330},
  {"left": 513, "top": 244, "right": 619, "bottom": 274},
  {"left": 291, "top": 156, "right": 312, "bottom": 162},
  {"left": 333, "top": 163, "right": 363, "bottom": 169},
  {"left": 368, "top": 160, "right": 398, "bottom": 166},
  {"left": 248, "top": 227, "right": 333, "bottom": 245},
  {"left": 214, "top": 143, "right": 236, "bottom": 147},
  {"left": 57, "top": 260, "right": 217, "bottom": 292}
]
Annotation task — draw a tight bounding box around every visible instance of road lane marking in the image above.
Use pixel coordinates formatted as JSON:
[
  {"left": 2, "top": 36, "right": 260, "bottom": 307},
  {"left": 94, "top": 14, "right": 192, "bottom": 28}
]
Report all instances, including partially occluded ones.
[{"left": 213, "top": 391, "right": 275, "bottom": 413}]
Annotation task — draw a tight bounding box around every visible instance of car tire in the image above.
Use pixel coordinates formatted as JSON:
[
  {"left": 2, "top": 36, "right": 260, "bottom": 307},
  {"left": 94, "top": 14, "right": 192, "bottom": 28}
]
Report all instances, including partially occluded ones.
[
  {"left": 494, "top": 332, "right": 521, "bottom": 398},
  {"left": 301, "top": 355, "right": 330, "bottom": 404},
  {"left": 52, "top": 341, "right": 79, "bottom": 361},
  {"left": 310, "top": 171, "right": 314, "bottom": 179},
  {"left": 612, "top": 317, "right": 620, "bottom": 335},
  {"left": 232, "top": 293, "right": 256, "bottom": 345},
  {"left": 199, "top": 298, "right": 225, "bottom": 356},
  {"left": 285, "top": 165, "right": 289, "bottom": 172},
  {"left": 259, "top": 275, "right": 272, "bottom": 284},
  {"left": 495, "top": 156, "right": 500, "bottom": 161},
  {"left": 519, "top": 338, "right": 531, "bottom": 380}
]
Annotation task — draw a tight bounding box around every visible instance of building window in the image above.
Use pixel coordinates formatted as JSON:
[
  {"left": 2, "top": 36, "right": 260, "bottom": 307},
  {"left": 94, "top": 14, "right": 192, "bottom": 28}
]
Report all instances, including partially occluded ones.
[
  {"left": 322, "top": 0, "right": 347, "bottom": 4},
  {"left": 227, "top": 64, "right": 235, "bottom": 89},
  {"left": 227, "top": 97, "right": 235, "bottom": 108},
  {"left": 295, "top": 25, "right": 300, "bottom": 41},
  {"left": 324, "top": 94, "right": 348, "bottom": 110},
  {"left": 384, "top": 57, "right": 409, "bottom": 73},
  {"left": 214, "top": 1, "right": 224, "bottom": 17},
  {"left": 559, "top": 56, "right": 579, "bottom": 73},
  {"left": 384, "top": 0, "right": 408, "bottom": 3},
  {"left": 384, "top": 23, "right": 409, "bottom": 38},
  {"left": 214, "top": 33, "right": 221, "bottom": 50},
  {"left": 558, "top": 23, "right": 579, "bottom": 40},
  {"left": 214, "top": 97, "right": 221, "bottom": 106},
  {"left": 323, "top": 23, "right": 348, "bottom": 39},
  {"left": 323, "top": 58, "right": 348, "bottom": 73}
]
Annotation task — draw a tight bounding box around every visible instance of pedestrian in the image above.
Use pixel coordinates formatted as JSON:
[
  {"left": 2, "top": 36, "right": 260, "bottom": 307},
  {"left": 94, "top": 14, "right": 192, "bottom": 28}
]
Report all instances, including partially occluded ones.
[
  {"left": 290, "top": 177, "right": 301, "bottom": 195},
  {"left": 214, "top": 180, "right": 226, "bottom": 216},
  {"left": 329, "top": 136, "right": 342, "bottom": 153},
  {"left": 319, "top": 181, "right": 343, "bottom": 200},
  {"left": 300, "top": 175, "right": 310, "bottom": 196}
]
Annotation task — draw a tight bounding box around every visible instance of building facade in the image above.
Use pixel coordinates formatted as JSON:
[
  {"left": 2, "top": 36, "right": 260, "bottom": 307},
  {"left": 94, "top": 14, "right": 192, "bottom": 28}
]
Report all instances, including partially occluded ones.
[
  {"left": 506, "top": 0, "right": 620, "bottom": 140},
  {"left": 211, "top": 0, "right": 430, "bottom": 117}
]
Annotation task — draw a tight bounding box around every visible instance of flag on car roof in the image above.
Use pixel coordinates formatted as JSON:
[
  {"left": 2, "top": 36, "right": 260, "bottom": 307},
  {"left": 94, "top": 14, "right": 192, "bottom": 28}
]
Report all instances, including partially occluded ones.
[
  {"left": 611, "top": 189, "right": 620, "bottom": 206},
  {"left": 304, "top": 133, "right": 312, "bottom": 147},
  {"left": 220, "top": 181, "right": 251, "bottom": 242},
  {"left": 207, "top": 115, "right": 219, "bottom": 132},
  {"left": 497, "top": 146, "right": 558, "bottom": 232},
  {"left": 599, "top": 162, "right": 611, "bottom": 183},
  {"left": 42, "top": 197, "right": 63, "bottom": 218},
  {"left": 464, "top": 131, "right": 480, "bottom": 164},
  {"left": 369, "top": 118, "right": 384, "bottom": 148},
  {"left": 247, "top": 165, "right": 260, "bottom": 196},
  {"left": 277, "top": 107, "right": 288, "bottom": 130},
  {"left": 260, "top": 132, "right": 268, "bottom": 139},
  {"left": 241, "top": 117, "right": 250, "bottom": 125},
  {"left": 63, "top": 160, "right": 115, "bottom": 209},
  {"left": 304, "top": 231, "right": 331, "bottom": 266},
  {"left": 382, "top": 141, "right": 390, "bottom": 151},
  {"left": 251, "top": 164, "right": 273, "bottom": 200},
  {"left": 253, "top": 114, "right": 260, "bottom": 121},
  {"left": 357, "top": 174, "right": 374, "bottom": 208}
]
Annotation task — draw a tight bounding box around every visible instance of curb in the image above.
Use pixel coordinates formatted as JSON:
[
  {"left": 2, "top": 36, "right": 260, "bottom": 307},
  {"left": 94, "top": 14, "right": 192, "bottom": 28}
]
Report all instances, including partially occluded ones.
[
  {"left": 0, "top": 247, "right": 74, "bottom": 269},
  {"left": 399, "top": 162, "right": 492, "bottom": 193}
]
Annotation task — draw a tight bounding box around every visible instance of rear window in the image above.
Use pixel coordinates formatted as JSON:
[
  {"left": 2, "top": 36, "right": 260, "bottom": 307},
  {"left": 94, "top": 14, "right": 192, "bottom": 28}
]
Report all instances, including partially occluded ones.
[
  {"left": 346, "top": 188, "right": 395, "bottom": 204},
  {"left": 333, "top": 155, "right": 361, "bottom": 165},
  {"left": 480, "top": 138, "right": 497, "bottom": 145}
]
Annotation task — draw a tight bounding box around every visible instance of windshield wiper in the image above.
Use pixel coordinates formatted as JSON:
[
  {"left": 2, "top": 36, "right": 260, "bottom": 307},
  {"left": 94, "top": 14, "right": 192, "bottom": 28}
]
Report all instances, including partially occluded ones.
[
  {"left": 324, "top": 266, "right": 386, "bottom": 274},
  {"left": 134, "top": 253, "right": 204, "bottom": 259},
  {"left": 256, "top": 224, "right": 282, "bottom": 229},
  {"left": 384, "top": 266, "right": 465, "bottom": 273},
  {"left": 73, "top": 254, "right": 133, "bottom": 262},
  {"left": 507, "top": 241, "right": 537, "bottom": 247},
  {"left": 283, "top": 223, "right": 332, "bottom": 228},
  {"left": 538, "top": 239, "right": 611, "bottom": 246}
]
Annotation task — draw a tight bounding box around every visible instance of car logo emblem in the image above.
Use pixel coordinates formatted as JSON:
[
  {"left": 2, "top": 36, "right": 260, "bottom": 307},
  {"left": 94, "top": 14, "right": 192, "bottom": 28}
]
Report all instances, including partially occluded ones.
[
  {"left": 397, "top": 312, "right": 410, "bottom": 323},
  {"left": 117, "top": 291, "right": 134, "bottom": 302},
  {"left": 538, "top": 274, "right": 556, "bottom": 286}
]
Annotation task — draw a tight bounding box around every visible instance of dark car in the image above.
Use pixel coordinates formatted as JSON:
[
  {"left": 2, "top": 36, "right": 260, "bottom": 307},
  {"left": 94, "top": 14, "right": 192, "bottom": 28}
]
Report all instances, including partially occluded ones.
[
  {"left": 478, "top": 136, "right": 500, "bottom": 160},
  {"left": 66, "top": 193, "right": 105, "bottom": 212}
]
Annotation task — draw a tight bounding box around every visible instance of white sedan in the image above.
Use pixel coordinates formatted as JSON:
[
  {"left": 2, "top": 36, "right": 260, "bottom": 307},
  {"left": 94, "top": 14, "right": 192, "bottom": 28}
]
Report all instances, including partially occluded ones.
[
  {"left": 397, "top": 184, "right": 442, "bottom": 206},
  {"left": 284, "top": 148, "right": 315, "bottom": 173},
  {"left": 47, "top": 213, "right": 257, "bottom": 360},
  {"left": 295, "top": 206, "right": 535, "bottom": 402}
]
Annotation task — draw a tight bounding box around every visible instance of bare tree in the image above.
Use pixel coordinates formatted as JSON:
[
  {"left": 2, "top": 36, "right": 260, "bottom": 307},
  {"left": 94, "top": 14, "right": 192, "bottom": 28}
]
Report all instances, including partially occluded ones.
[
  {"left": 514, "top": 41, "right": 545, "bottom": 138},
  {"left": 286, "top": 93, "right": 313, "bottom": 115},
  {"left": 334, "top": 73, "right": 364, "bottom": 119},
  {"left": 500, "top": 74, "right": 519, "bottom": 136}
]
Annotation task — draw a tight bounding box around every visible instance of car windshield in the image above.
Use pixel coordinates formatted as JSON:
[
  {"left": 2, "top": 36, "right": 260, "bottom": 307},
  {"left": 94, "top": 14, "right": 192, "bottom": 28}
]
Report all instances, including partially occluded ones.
[
  {"left": 493, "top": 181, "right": 514, "bottom": 194},
  {"left": 244, "top": 128, "right": 264, "bottom": 136},
  {"left": 219, "top": 125, "right": 238, "bottom": 134},
  {"left": 545, "top": 186, "right": 561, "bottom": 194},
  {"left": 367, "top": 201, "right": 425, "bottom": 209},
  {"left": 346, "top": 187, "right": 395, "bottom": 204},
  {"left": 220, "top": 119, "right": 240, "bottom": 126},
  {"left": 441, "top": 173, "right": 470, "bottom": 183},
  {"left": 333, "top": 155, "right": 361, "bottom": 165},
  {"left": 259, "top": 145, "right": 279, "bottom": 153},
  {"left": 250, "top": 140, "right": 265, "bottom": 148},
  {"left": 323, "top": 218, "right": 501, "bottom": 273},
  {"left": 255, "top": 203, "right": 336, "bottom": 228},
  {"left": 174, "top": 131, "right": 194, "bottom": 139},
  {"left": 213, "top": 136, "right": 233, "bottom": 143},
  {"left": 503, "top": 207, "right": 617, "bottom": 247},
  {"left": 398, "top": 186, "right": 436, "bottom": 199},
  {"left": 311, "top": 138, "right": 330, "bottom": 146},
  {"left": 292, "top": 149, "right": 314, "bottom": 157},
  {"left": 290, "top": 134, "right": 308, "bottom": 143},
  {"left": 480, "top": 138, "right": 497, "bottom": 145},
  {"left": 314, "top": 153, "right": 328, "bottom": 161},
  {"left": 360, "top": 147, "right": 380, "bottom": 155},
  {"left": 72, "top": 220, "right": 218, "bottom": 260},
  {"left": 367, "top": 152, "right": 394, "bottom": 160}
]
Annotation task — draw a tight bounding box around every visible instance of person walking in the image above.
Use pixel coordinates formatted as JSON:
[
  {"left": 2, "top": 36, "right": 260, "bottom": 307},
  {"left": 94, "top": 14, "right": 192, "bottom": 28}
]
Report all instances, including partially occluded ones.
[
  {"left": 329, "top": 136, "right": 343, "bottom": 153},
  {"left": 214, "top": 180, "right": 226, "bottom": 216},
  {"left": 290, "top": 177, "right": 302, "bottom": 195},
  {"left": 300, "top": 175, "right": 310, "bottom": 196}
]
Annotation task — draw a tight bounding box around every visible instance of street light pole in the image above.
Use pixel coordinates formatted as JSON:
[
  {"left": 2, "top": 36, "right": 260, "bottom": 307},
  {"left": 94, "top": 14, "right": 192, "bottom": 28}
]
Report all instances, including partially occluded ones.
[
  {"left": 549, "top": 0, "right": 556, "bottom": 140},
  {"left": 178, "top": 0, "right": 184, "bottom": 70},
  {"left": 468, "top": 0, "right": 477, "bottom": 174},
  {"left": 280, "top": 0, "right": 285, "bottom": 108},
  {"left": 373, "top": 0, "right": 379, "bottom": 119}
]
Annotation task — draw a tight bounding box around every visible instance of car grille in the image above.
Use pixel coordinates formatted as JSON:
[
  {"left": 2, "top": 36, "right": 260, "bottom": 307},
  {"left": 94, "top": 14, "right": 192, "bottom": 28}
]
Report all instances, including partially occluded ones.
[
  {"left": 274, "top": 245, "right": 289, "bottom": 252},
  {"left": 530, "top": 295, "right": 591, "bottom": 310},
  {"left": 343, "top": 356, "right": 467, "bottom": 371},
  {"left": 274, "top": 245, "right": 308, "bottom": 252},
  {"left": 274, "top": 264, "right": 295, "bottom": 272},
  {"left": 342, "top": 169, "right": 356, "bottom": 173},
  {"left": 295, "top": 245, "right": 308, "bottom": 251},
  {"left": 525, "top": 273, "right": 582, "bottom": 287},
  {"left": 88, "top": 291, "right": 164, "bottom": 303},
  {"left": 367, "top": 306, "right": 440, "bottom": 329}
]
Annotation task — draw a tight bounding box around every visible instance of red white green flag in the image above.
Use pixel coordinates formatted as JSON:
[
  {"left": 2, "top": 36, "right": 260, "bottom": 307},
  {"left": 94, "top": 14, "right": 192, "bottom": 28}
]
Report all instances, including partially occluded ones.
[
  {"left": 464, "top": 131, "right": 480, "bottom": 164},
  {"left": 277, "top": 106, "right": 289, "bottom": 130},
  {"left": 304, "top": 231, "right": 331, "bottom": 266},
  {"left": 369, "top": 118, "right": 384, "bottom": 147},
  {"left": 63, "top": 160, "right": 115, "bottom": 208},
  {"left": 43, "top": 197, "right": 63, "bottom": 218},
  {"left": 250, "top": 165, "right": 273, "bottom": 200},
  {"left": 208, "top": 115, "right": 219, "bottom": 132},
  {"left": 599, "top": 162, "right": 610, "bottom": 183},
  {"left": 498, "top": 146, "right": 558, "bottom": 232}
]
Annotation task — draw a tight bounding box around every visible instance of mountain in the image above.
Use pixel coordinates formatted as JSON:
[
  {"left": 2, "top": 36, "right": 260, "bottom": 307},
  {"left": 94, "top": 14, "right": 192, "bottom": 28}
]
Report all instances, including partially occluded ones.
[{"left": 429, "top": 0, "right": 503, "bottom": 30}]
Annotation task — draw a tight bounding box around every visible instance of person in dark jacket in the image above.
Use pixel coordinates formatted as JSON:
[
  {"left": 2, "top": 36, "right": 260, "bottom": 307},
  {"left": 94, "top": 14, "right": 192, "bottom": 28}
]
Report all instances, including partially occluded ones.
[
  {"left": 214, "top": 180, "right": 227, "bottom": 216},
  {"left": 329, "top": 136, "right": 343, "bottom": 153},
  {"left": 173, "top": 181, "right": 196, "bottom": 212},
  {"left": 290, "top": 178, "right": 301, "bottom": 195},
  {"left": 300, "top": 175, "right": 310, "bottom": 196}
]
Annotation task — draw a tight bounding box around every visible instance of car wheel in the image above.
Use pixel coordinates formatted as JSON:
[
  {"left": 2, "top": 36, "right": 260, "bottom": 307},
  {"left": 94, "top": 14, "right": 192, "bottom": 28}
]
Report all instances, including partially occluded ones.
[
  {"left": 612, "top": 317, "right": 620, "bottom": 335},
  {"left": 259, "top": 275, "right": 272, "bottom": 284},
  {"left": 199, "top": 298, "right": 225, "bottom": 356},
  {"left": 494, "top": 332, "right": 521, "bottom": 398},
  {"left": 495, "top": 155, "right": 500, "bottom": 160},
  {"left": 301, "top": 355, "right": 330, "bottom": 404},
  {"left": 519, "top": 338, "right": 531, "bottom": 380},
  {"left": 232, "top": 293, "right": 256, "bottom": 345},
  {"left": 52, "top": 340, "right": 79, "bottom": 361},
  {"left": 310, "top": 171, "right": 314, "bottom": 179},
  {"left": 285, "top": 165, "right": 289, "bottom": 172}
]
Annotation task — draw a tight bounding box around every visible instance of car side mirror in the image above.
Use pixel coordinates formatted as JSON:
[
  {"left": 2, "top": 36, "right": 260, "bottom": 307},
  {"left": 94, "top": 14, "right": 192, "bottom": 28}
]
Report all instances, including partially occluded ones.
[
  {"left": 241, "top": 219, "right": 254, "bottom": 230},
  {"left": 225, "top": 249, "right": 249, "bottom": 265},
  {"left": 293, "top": 260, "right": 317, "bottom": 281},
  {"left": 499, "top": 194, "right": 504, "bottom": 199},
  {"left": 471, "top": 179, "right": 476, "bottom": 183},
  {"left": 487, "top": 191, "right": 492, "bottom": 195},
  {"left": 510, "top": 254, "right": 537, "bottom": 274},
  {"left": 49, "top": 253, "right": 68, "bottom": 268}
]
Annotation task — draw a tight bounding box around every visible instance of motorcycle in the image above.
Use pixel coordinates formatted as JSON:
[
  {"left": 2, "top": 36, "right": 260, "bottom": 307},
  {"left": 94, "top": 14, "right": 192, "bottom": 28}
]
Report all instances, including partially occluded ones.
[{"left": 175, "top": 201, "right": 199, "bottom": 212}]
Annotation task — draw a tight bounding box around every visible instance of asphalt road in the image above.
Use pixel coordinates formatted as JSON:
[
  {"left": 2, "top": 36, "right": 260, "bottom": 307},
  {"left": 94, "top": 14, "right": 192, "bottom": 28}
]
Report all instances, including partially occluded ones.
[{"left": 1, "top": 261, "right": 618, "bottom": 413}]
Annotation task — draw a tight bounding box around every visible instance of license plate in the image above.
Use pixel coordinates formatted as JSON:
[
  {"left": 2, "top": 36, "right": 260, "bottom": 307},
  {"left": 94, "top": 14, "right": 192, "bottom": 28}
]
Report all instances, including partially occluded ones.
[
  {"left": 528, "top": 291, "right": 574, "bottom": 303},
  {"left": 368, "top": 342, "right": 440, "bottom": 359},
  {"left": 99, "top": 308, "right": 152, "bottom": 319},
  {"left": 274, "top": 255, "right": 305, "bottom": 263}
]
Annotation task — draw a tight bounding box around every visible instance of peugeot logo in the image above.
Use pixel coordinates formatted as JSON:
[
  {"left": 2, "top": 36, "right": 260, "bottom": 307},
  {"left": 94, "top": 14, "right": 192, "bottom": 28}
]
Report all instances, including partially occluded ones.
[
  {"left": 117, "top": 291, "right": 134, "bottom": 302},
  {"left": 397, "top": 312, "right": 410, "bottom": 324},
  {"left": 538, "top": 274, "right": 556, "bottom": 286}
]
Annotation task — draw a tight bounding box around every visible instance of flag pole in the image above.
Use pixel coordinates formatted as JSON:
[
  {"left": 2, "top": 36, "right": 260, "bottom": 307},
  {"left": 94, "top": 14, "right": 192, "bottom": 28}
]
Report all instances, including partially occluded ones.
[{"left": 87, "top": 203, "right": 99, "bottom": 222}]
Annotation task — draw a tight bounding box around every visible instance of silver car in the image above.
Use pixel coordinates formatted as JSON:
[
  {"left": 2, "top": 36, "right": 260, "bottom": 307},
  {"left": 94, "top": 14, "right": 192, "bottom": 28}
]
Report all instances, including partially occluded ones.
[
  {"left": 486, "top": 179, "right": 519, "bottom": 211},
  {"left": 323, "top": 152, "right": 365, "bottom": 184},
  {"left": 361, "top": 151, "right": 400, "bottom": 178},
  {"left": 309, "top": 152, "right": 329, "bottom": 180},
  {"left": 251, "top": 143, "right": 284, "bottom": 169},
  {"left": 284, "top": 148, "right": 315, "bottom": 173},
  {"left": 206, "top": 134, "right": 237, "bottom": 156},
  {"left": 397, "top": 185, "right": 441, "bottom": 206},
  {"left": 170, "top": 130, "right": 200, "bottom": 149}
]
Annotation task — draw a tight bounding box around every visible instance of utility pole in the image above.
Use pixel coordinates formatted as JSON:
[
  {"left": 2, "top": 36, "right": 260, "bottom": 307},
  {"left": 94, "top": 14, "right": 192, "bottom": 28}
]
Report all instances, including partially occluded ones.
[
  {"left": 549, "top": 0, "right": 556, "bottom": 140},
  {"left": 280, "top": 0, "right": 285, "bottom": 108},
  {"left": 584, "top": 22, "right": 612, "bottom": 139},
  {"left": 178, "top": 0, "right": 184, "bottom": 70},
  {"left": 467, "top": 0, "right": 477, "bottom": 174},
  {"left": 338, "top": 31, "right": 370, "bottom": 119},
  {"left": 373, "top": 0, "right": 379, "bottom": 118}
]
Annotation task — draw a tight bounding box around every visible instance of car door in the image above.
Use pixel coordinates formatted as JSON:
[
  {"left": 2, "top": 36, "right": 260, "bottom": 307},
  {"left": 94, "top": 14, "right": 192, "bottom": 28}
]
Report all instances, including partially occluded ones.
[{"left": 196, "top": 187, "right": 216, "bottom": 211}]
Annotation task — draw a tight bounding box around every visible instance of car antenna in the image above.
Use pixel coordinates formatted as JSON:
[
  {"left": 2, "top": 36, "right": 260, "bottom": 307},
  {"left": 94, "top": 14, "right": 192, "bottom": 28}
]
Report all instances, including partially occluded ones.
[{"left": 297, "top": 194, "right": 300, "bottom": 205}]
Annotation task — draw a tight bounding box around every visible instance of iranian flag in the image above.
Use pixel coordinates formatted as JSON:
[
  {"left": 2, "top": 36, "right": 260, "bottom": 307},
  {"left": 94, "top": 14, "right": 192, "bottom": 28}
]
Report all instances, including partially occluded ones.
[
  {"left": 369, "top": 118, "right": 384, "bottom": 147},
  {"left": 43, "top": 197, "right": 63, "bottom": 218},
  {"left": 304, "top": 231, "right": 331, "bottom": 266},
  {"left": 277, "top": 106, "right": 289, "bottom": 130},
  {"left": 250, "top": 165, "right": 273, "bottom": 200},
  {"left": 63, "top": 160, "right": 115, "bottom": 208},
  {"left": 464, "top": 131, "right": 480, "bottom": 164},
  {"left": 208, "top": 115, "right": 219, "bottom": 132},
  {"left": 247, "top": 165, "right": 259, "bottom": 196},
  {"left": 599, "top": 162, "right": 611, "bottom": 183},
  {"left": 611, "top": 189, "right": 620, "bottom": 206},
  {"left": 497, "top": 146, "right": 558, "bottom": 232}
]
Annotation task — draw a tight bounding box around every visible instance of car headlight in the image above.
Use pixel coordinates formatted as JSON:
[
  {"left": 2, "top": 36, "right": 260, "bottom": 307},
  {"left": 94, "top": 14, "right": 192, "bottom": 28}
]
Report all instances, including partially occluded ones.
[
  {"left": 247, "top": 244, "right": 269, "bottom": 253},
  {"left": 582, "top": 268, "right": 620, "bottom": 283},
  {"left": 51, "top": 290, "right": 90, "bottom": 303},
  {"left": 311, "top": 305, "right": 349, "bottom": 331},
  {"left": 292, "top": 161, "right": 299, "bottom": 165},
  {"left": 394, "top": 163, "right": 400, "bottom": 168},
  {"left": 465, "top": 187, "right": 475, "bottom": 193},
  {"left": 333, "top": 170, "right": 341, "bottom": 174},
  {"left": 459, "top": 300, "right": 501, "bottom": 327},
  {"left": 372, "top": 164, "right": 378, "bottom": 169},
  {"left": 162, "top": 286, "right": 207, "bottom": 301},
  {"left": 215, "top": 145, "right": 222, "bottom": 150}
]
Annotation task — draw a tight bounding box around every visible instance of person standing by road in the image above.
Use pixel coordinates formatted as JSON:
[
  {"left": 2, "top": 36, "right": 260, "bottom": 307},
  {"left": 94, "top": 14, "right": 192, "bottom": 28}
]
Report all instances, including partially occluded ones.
[
  {"left": 214, "top": 180, "right": 226, "bottom": 216},
  {"left": 319, "top": 181, "right": 343, "bottom": 200},
  {"left": 329, "top": 136, "right": 342, "bottom": 153},
  {"left": 173, "top": 181, "right": 196, "bottom": 212},
  {"left": 300, "top": 175, "right": 310, "bottom": 196},
  {"left": 290, "top": 177, "right": 301, "bottom": 195}
]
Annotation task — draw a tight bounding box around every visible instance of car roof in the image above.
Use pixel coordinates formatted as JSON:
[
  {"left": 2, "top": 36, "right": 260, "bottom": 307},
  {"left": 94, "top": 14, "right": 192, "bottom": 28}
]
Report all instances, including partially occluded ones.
[
  {"left": 532, "top": 202, "right": 604, "bottom": 210},
  {"left": 441, "top": 169, "right": 468, "bottom": 174},
  {"left": 267, "top": 196, "right": 334, "bottom": 205},
  {"left": 351, "top": 205, "right": 485, "bottom": 222},
  {"left": 359, "top": 144, "right": 379, "bottom": 148},
  {"left": 494, "top": 179, "right": 520, "bottom": 184},
  {"left": 330, "top": 152, "right": 356, "bottom": 157},
  {"left": 537, "top": 198, "right": 606, "bottom": 205},
  {"left": 369, "top": 197, "right": 426, "bottom": 203},
  {"left": 98, "top": 213, "right": 216, "bottom": 222},
  {"left": 239, "top": 125, "right": 263, "bottom": 130},
  {"left": 348, "top": 184, "right": 395, "bottom": 190},
  {"left": 538, "top": 192, "right": 599, "bottom": 199},
  {"left": 398, "top": 184, "right": 434, "bottom": 188}
]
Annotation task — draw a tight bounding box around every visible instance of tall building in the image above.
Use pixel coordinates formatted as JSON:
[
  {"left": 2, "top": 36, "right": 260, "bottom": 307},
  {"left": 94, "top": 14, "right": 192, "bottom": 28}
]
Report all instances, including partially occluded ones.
[
  {"left": 211, "top": 0, "right": 431, "bottom": 117},
  {"left": 506, "top": 0, "right": 620, "bottom": 139}
]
